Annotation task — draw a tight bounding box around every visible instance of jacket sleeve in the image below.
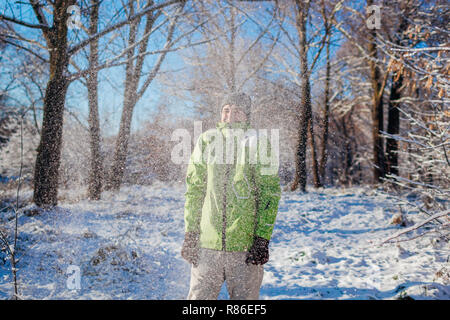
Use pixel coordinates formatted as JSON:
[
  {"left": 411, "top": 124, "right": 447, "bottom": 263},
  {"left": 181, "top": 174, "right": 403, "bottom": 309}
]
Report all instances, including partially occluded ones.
[
  {"left": 253, "top": 134, "right": 281, "bottom": 241},
  {"left": 184, "top": 134, "right": 207, "bottom": 233}
]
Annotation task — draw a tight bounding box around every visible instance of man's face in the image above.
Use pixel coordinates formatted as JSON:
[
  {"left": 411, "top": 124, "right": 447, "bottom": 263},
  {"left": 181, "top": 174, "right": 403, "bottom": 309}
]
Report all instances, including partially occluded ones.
[{"left": 221, "top": 104, "right": 247, "bottom": 123}]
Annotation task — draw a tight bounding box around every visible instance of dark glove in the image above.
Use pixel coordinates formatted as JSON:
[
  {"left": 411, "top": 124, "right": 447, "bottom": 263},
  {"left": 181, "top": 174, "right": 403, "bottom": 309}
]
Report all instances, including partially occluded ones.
[
  {"left": 181, "top": 232, "right": 200, "bottom": 267},
  {"left": 246, "top": 236, "right": 269, "bottom": 265}
]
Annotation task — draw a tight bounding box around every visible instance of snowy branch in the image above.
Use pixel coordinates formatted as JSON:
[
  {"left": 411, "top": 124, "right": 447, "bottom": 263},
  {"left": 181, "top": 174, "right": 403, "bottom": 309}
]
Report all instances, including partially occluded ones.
[
  {"left": 67, "top": 0, "right": 183, "bottom": 56},
  {"left": 379, "top": 210, "right": 450, "bottom": 245}
]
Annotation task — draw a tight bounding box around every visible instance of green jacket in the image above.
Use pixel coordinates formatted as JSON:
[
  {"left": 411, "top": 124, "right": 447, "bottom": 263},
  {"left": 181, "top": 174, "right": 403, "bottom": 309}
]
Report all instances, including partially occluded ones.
[{"left": 184, "top": 121, "right": 281, "bottom": 252}]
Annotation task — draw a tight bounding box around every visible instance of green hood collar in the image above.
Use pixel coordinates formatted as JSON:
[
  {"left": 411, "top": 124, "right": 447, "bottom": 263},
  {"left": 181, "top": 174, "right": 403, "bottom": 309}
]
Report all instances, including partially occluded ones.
[{"left": 216, "top": 121, "right": 250, "bottom": 130}]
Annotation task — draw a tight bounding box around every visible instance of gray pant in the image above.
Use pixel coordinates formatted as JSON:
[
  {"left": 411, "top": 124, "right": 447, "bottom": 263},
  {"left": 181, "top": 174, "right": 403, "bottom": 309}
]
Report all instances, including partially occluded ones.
[{"left": 187, "top": 248, "right": 264, "bottom": 300}]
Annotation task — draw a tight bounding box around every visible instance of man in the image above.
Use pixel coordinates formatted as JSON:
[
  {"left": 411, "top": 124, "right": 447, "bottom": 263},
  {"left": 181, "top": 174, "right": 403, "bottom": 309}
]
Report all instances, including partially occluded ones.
[{"left": 181, "top": 92, "right": 281, "bottom": 300}]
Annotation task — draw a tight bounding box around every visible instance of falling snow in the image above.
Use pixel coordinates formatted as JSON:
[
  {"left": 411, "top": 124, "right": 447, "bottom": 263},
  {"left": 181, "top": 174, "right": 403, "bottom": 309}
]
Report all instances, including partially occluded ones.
[{"left": 1, "top": 182, "right": 448, "bottom": 299}]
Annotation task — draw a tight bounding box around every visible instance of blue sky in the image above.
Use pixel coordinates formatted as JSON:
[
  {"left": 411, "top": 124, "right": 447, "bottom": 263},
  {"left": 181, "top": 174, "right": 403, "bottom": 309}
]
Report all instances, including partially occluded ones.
[
  {"left": 1, "top": 0, "right": 348, "bottom": 135},
  {"left": 1, "top": 0, "right": 198, "bottom": 135}
]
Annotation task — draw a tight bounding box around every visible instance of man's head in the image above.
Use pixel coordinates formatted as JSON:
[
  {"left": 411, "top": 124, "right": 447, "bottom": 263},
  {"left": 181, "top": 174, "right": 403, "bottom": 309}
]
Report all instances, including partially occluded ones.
[{"left": 220, "top": 92, "right": 252, "bottom": 124}]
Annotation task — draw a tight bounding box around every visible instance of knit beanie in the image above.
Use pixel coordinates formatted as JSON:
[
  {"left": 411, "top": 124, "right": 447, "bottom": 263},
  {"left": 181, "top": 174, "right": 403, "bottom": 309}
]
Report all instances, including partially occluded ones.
[{"left": 220, "top": 92, "right": 252, "bottom": 120}]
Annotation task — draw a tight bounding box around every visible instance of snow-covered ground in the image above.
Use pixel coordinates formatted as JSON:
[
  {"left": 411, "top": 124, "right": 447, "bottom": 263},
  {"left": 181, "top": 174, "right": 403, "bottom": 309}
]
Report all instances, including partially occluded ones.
[{"left": 1, "top": 182, "right": 449, "bottom": 299}]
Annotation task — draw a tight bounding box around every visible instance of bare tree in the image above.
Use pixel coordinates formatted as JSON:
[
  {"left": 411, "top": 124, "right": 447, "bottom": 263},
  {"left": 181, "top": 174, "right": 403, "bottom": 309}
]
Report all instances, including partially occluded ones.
[
  {"left": 381, "top": 1, "right": 420, "bottom": 179},
  {"left": 318, "top": 29, "right": 332, "bottom": 182},
  {"left": 86, "top": 0, "right": 102, "bottom": 200},
  {"left": 331, "top": 0, "right": 394, "bottom": 185},
  {"left": 0, "top": 0, "right": 184, "bottom": 206},
  {"left": 270, "top": 0, "right": 341, "bottom": 191},
  {"left": 366, "top": 0, "right": 386, "bottom": 183},
  {"left": 106, "top": 1, "right": 187, "bottom": 191},
  {"left": 0, "top": 113, "right": 25, "bottom": 299},
  {"left": 166, "top": 0, "right": 280, "bottom": 120}
]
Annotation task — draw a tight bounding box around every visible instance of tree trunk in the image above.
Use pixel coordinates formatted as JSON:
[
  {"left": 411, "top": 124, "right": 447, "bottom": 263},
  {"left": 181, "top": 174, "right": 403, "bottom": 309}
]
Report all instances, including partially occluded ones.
[
  {"left": 291, "top": 0, "right": 310, "bottom": 192},
  {"left": 319, "top": 32, "right": 331, "bottom": 182},
  {"left": 309, "top": 115, "right": 322, "bottom": 188},
  {"left": 106, "top": 3, "right": 158, "bottom": 191},
  {"left": 386, "top": 74, "right": 402, "bottom": 177},
  {"left": 87, "top": 0, "right": 103, "bottom": 200},
  {"left": 33, "top": 1, "right": 72, "bottom": 207},
  {"left": 367, "top": 0, "right": 385, "bottom": 184},
  {"left": 228, "top": 6, "right": 237, "bottom": 92},
  {"left": 386, "top": 11, "right": 408, "bottom": 179},
  {"left": 341, "top": 114, "right": 353, "bottom": 186},
  {"left": 107, "top": 100, "right": 136, "bottom": 190},
  {"left": 291, "top": 79, "right": 311, "bottom": 192}
]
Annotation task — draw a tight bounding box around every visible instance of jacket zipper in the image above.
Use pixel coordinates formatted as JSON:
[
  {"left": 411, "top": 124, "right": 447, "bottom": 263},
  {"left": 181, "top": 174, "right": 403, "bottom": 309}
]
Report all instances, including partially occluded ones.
[
  {"left": 222, "top": 130, "right": 240, "bottom": 251},
  {"left": 222, "top": 129, "right": 236, "bottom": 251},
  {"left": 222, "top": 163, "right": 230, "bottom": 251}
]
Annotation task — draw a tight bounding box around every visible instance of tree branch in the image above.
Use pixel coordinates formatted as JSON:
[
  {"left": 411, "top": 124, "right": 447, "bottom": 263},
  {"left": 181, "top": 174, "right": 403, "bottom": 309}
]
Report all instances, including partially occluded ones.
[
  {"left": 0, "top": 14, "right": 50, "bottom": 30},
  {"left": 67, "top": 0, "right": 183, "bottom": 56},
  {"left": 379, "top": 210, "right": 450, "bottom": 245}
]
